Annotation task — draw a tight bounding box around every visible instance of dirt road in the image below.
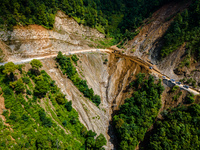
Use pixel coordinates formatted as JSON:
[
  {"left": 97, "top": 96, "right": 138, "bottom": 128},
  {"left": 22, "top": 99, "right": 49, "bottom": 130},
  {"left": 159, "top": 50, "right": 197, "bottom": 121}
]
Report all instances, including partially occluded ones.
[{"left": 0, "top": 48, "right": 199, "bottom": 95}]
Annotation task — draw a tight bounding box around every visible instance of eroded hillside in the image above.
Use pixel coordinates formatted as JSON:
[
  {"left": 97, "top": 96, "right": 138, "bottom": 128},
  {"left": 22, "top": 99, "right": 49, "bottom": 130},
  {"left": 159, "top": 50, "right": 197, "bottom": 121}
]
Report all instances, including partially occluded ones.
[
  {"left": 124, "top": 1, "right": 192, "bottom": 80},
  {"left": 34, "top": 51, "right": 154, "bottom": 149},
  {"left": 0, "top": 11, "right": 105, "bottom": 62}
]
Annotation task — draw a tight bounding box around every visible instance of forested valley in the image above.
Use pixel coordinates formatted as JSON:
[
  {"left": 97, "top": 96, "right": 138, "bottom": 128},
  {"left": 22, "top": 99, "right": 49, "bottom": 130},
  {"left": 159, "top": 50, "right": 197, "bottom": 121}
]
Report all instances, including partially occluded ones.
[{"left": 1, "top": 0, "right": 200, "bottom": 150}]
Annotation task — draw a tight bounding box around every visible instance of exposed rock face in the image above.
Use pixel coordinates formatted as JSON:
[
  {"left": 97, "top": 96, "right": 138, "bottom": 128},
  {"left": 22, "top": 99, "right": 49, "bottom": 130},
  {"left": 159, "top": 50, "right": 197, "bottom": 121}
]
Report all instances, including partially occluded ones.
[
  {"left": 0, "top": 11, "right": 104, "bottom": 62},
  {"left": 125, "top": 1, "right": 191, "bottom": 80},
  {"left": 40, "top": 52, "right": 150, "bottom": 149}
]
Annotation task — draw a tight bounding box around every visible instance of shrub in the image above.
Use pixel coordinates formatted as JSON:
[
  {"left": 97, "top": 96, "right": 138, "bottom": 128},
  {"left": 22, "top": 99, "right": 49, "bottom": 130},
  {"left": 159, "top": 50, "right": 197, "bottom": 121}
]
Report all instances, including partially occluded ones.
[
  {"left": 70, "top": 117, "right": 77, "bottom": 124},
  {"left": 21, "top": 114, "right": 29, "bottom": 121},
  {"left": 103, "top": 58, "right": 108, "bottom": 64}
]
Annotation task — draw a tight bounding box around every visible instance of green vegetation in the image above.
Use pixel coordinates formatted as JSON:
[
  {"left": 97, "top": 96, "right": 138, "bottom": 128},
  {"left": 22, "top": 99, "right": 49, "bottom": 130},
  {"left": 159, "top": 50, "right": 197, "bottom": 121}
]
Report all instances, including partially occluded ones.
[
  {"left": 173, "top": 91, "right": 182, "bottom": 101},
  {"left": 185, "top": 93, "right": 195, "bottom": 104},
  {"left": 0, "top": 60, "right": 106, "bottom": 149},
  {"left": 160, "top": 0, "right": 200, "bottom": 60},
  {"left": 71, "top": 54, "right": 79, "bottom": 65},
  {"left": 0, "top": 0, "right": 176, "bottom": 42},
  {"left": 3, "top": 62, "right": 18, "bottom": 81},
  {"left": 56, "top": 51, "right": 101, "bottom": 106},
  {"left": 113, "top": 73, "right": 164, "bottom": 149},
  {"left": 171, "top": 85, "right": 179, "bottom": 93},
  {"left": 146, "top": 104, "right": 200, "bottom": 149},
  {"left": 30, "top": 59, "right": 43, "bottom": 70}
]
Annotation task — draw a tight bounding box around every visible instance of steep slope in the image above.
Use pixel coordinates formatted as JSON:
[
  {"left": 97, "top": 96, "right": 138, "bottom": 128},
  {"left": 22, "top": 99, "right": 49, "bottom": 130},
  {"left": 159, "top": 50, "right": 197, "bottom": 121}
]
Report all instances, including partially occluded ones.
[
  {"left": 40, "top": 52, "right": 151, "bottom": 149},
  {"left": 124, "top": 1, "right": 191, "bottom": 79},
  {"left": 0, "top": 11, "right": 104, "bottom": 62}
]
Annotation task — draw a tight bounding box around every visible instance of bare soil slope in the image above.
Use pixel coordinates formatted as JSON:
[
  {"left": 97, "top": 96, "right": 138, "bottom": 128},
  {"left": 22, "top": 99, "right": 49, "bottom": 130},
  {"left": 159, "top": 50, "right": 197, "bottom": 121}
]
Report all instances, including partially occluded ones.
[
  {"left": 39, "top": 52, "right": 152, "bottom": 149},
  {"left": 125, "top": 1, "right": 192, "bottom": 80},
  {"left": 0, "top": 11, "right": 104, "bottom": 62}
]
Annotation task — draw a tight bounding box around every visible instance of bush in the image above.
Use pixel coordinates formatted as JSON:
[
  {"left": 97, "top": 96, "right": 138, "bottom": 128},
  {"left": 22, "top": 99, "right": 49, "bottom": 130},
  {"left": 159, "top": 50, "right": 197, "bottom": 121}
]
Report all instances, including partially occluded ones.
[{"left": 95, "top": 134, "right": 107, "bottom": 148}]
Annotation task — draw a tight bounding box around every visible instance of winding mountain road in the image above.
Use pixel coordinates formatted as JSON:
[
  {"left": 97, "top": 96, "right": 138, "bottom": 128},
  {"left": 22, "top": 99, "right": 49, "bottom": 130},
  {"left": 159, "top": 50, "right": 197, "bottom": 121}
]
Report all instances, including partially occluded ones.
[{"left": 0, "top": 48, "right": 199, "bottom": 95}]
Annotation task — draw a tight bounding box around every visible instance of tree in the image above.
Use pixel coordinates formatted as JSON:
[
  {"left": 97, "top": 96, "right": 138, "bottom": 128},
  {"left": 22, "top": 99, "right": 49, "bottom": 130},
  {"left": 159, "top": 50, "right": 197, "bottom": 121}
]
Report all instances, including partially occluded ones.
[
  {"left": 95, "top": 134, "right": 107, "bottom": 148},
  {"left": 34, "top": 76, "right": 49, "bottom": 97},
  {"left": 92, "top": 95, "right": 101, "bottom": 106},
  {"left": 3, "top": 62, "right": 18, "bottom": 81},
  {"left": 65, "top": 101, "right": 72, "bottom": 111},
  {"left": 30, "top": 59, "right": 43, "bottom": 70},
  {"left": 55, "top": 93, "right": 66, "bottom": 105},
  {"left": 9, "top": 78, "right": 25, "bottom": 94}
]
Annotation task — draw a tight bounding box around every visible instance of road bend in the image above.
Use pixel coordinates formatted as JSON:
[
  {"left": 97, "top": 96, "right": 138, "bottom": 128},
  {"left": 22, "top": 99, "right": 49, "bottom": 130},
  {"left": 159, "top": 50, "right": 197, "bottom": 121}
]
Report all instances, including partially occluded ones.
[{"left": 0, "top": 48, "right": 199, "bottom": 95}]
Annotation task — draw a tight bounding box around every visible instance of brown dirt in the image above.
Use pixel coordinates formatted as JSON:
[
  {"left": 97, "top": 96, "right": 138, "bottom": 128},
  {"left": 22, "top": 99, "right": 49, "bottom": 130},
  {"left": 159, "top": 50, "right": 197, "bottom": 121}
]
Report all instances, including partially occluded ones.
[{"left": 0, "top": 92, "right": 12, "bottom": 128}]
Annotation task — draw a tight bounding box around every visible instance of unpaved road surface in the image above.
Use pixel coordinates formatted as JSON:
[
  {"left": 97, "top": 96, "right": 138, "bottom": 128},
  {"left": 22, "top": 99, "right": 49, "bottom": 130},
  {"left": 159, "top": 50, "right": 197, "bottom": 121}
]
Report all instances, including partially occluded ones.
[{"left": 0, "top": 48, "right": 199, "bottom": 95}]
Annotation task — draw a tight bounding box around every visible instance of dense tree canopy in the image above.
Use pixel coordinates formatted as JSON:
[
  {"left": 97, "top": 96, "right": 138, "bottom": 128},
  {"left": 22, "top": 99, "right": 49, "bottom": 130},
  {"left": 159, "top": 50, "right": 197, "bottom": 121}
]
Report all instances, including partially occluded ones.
[
  {"left": 145, "top": 104, "right": 200, "bottom": 150},
  {"left": 0, "top": 60, "right": 107, "bottom": 149},
  {"left": 0, "top": 0, "right": 177, "bottom": 41},
  {"left": 113, "top": 73, "right": 164, "bottom": 150},
  {"left": 3, "top": 62, "right": 18, "bottom": 75},
  {"left": 160, "top": 0, "right": 200, "bottom": 60}
]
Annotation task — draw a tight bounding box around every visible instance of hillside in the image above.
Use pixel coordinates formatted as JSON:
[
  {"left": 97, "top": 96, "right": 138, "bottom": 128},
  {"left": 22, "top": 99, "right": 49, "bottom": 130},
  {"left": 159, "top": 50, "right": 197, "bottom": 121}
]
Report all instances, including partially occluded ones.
[{"left": 1, "top": 0, "right": 200, "bottom": 150}]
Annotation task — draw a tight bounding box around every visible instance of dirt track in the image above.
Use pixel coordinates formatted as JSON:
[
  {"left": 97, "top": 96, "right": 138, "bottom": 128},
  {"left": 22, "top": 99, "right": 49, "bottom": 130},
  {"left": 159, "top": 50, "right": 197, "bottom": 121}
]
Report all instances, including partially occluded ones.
[{"left": 0, "top": 48, "right": 199, "bottom": 95}]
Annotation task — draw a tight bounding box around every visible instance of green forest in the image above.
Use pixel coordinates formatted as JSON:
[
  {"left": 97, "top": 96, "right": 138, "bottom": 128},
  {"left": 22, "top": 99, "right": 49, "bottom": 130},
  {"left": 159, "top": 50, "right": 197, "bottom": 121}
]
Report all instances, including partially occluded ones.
[
  {"left": 161, "top": 0, "right": 200, "bottom": 60},
  {"left": 145, "top": 104, "right": 200, "bottom": 150},
  {"left": 0, "top": 60, "right": 106, "bottom": 149},
  {"left": 113, "top": 73, "right": 164, "bottom": 150},
  {"left": 0, "top": 0, "right": 177, "bottom": 41}
]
